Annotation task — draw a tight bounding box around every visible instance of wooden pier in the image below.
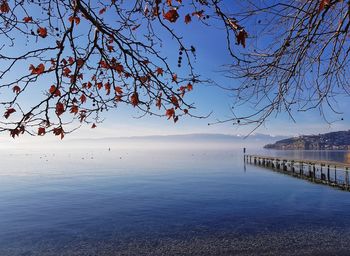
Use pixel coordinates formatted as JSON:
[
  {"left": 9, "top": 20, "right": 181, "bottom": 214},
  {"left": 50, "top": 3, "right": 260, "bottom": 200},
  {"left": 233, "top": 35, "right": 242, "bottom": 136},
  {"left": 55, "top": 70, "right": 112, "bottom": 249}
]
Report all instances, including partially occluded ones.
[{"left": 244, "top": 154, "right": 350, "bottom": 191}]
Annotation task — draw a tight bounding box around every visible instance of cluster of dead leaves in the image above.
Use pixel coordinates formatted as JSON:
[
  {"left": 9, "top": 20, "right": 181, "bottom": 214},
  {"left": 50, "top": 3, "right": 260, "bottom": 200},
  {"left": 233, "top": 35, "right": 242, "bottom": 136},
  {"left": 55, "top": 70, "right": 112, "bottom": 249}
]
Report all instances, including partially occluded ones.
[
  {"left": 37, "top": 27, "right": 48, "bottom": 38},
  {"left": 4, "top": 108, "right": 16, "bottom": 119},
  {"left": 319, "top": 0, "right": 330, "bottom": 12},
  {"left": 68, "top": 15, "right": 80, "bottom": 25},
  {"left": 37, "top": 126, "right": 64, "bottom": 139},
  {"left": 0, "top": 0, "right": 9, "bottom": 13},
  {"left": 10, "top": 126, "right": 25, "bottom": 138},
  {"left": 130, "top": 92, "right": 139, "bottom": 107},
  {"left": 29, "top": 63, "right": 45, "bottom": 75},
  {"left": 226, "top": 18, "right": 248, "bottom": 48}
]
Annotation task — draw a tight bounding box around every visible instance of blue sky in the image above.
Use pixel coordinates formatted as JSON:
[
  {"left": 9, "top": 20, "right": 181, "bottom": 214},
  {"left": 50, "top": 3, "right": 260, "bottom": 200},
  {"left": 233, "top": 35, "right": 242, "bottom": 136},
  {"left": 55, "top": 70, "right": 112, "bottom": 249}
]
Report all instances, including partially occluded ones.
[
  {"left": 1, "top": 1, "right": 349, "bottom": 140},
  {"left": 86, "top": 3, "right": 349, "bottom": 138}
]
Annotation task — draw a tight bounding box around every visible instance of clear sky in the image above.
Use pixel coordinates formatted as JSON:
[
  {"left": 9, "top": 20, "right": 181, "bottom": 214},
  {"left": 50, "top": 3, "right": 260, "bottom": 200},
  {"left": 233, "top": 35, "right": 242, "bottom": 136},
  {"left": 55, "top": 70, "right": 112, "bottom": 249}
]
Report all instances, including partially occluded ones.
[
  {"left": 79, "top": 1, "right": 349, "bottom": 139},
  {"left": 1, "top": 1, "right": 348, "bottom": 141}
]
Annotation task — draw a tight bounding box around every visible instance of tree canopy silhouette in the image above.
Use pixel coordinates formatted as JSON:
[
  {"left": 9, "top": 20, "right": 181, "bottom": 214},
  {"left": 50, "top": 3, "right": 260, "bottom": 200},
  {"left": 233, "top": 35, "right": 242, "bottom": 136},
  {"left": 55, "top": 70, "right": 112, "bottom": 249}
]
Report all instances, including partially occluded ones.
[
  {"left": 218, "top": 0, "right": 349, "bottom": 130},
  {"left": 0, "top": 0, "right": 348, "bottom": 138}
]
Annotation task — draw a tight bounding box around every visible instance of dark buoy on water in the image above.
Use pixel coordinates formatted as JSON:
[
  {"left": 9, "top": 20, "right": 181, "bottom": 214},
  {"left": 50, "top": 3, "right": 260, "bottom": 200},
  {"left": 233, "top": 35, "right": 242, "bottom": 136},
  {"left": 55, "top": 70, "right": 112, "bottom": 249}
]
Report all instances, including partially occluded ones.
[{"left": 108, "top": 147, "right": 111, "bottom": 151}]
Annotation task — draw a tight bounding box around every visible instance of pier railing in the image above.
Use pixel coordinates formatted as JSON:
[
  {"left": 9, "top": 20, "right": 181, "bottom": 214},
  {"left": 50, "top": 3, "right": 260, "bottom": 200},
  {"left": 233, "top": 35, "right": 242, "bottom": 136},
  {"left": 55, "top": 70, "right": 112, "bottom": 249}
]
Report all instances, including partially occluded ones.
[{"left": 245, "top": 154, "right": 350, "bottom": 191}]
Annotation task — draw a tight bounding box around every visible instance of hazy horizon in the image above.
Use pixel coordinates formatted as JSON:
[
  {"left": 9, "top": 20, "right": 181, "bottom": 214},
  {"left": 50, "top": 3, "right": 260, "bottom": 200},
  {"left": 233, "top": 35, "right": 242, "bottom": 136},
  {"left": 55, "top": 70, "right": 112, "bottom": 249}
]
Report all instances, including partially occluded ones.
[{"left": 0, "top": 132, "right": 289, "bottom": 152}]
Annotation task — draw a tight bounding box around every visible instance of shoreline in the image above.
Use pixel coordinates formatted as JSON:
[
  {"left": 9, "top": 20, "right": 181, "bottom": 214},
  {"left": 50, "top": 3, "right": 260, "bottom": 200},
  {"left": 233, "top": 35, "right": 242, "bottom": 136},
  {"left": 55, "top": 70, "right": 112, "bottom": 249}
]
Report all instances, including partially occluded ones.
[{"left": 1, "top": 227, "right": 350, "bottom": 256}]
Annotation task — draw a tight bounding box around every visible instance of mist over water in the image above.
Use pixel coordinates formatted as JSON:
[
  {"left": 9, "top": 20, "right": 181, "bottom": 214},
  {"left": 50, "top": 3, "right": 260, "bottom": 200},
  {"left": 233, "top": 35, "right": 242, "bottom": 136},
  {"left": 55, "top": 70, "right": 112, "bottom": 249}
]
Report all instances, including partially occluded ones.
[{"left": 1, "top": 137, "right": 350, "bottom": 255}]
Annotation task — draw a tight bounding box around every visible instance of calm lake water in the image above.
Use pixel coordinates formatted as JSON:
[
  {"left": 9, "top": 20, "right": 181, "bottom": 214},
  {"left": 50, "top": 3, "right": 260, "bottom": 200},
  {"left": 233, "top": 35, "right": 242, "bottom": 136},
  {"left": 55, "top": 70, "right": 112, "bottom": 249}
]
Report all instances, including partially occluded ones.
[{"left": 1, "top": 146, "right": 350, "bottom": 255}]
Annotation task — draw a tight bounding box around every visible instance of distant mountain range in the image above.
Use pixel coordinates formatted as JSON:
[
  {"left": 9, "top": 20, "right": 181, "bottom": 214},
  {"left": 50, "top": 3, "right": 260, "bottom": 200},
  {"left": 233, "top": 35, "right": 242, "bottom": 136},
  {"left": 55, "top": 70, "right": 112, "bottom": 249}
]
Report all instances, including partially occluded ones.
[
  {"left": 79, "top": 133, "right": 287, "bottom": 142},
  {"left": 70, "top": 133, "right": 287, "bottom": 148},
  {"left": 84, "top": 133, "right": 286, "bottom": 142},
  {"left": 264, "top": 130, "right": 350, "bottom": 150}
]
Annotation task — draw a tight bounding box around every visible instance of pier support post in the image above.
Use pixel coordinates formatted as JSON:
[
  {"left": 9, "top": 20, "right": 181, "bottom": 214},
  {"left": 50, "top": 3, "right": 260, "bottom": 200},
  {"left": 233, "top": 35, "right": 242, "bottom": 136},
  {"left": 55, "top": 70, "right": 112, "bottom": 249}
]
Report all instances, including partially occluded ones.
[
  {"left": 308, "top": 164, "right": 311, "bottom": 178},
  {"left": 282, "top": 161, "right": 286, "bottom": 171},
  {"left": 327, "top": 165, "right": 330, "bottom": 183}
]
